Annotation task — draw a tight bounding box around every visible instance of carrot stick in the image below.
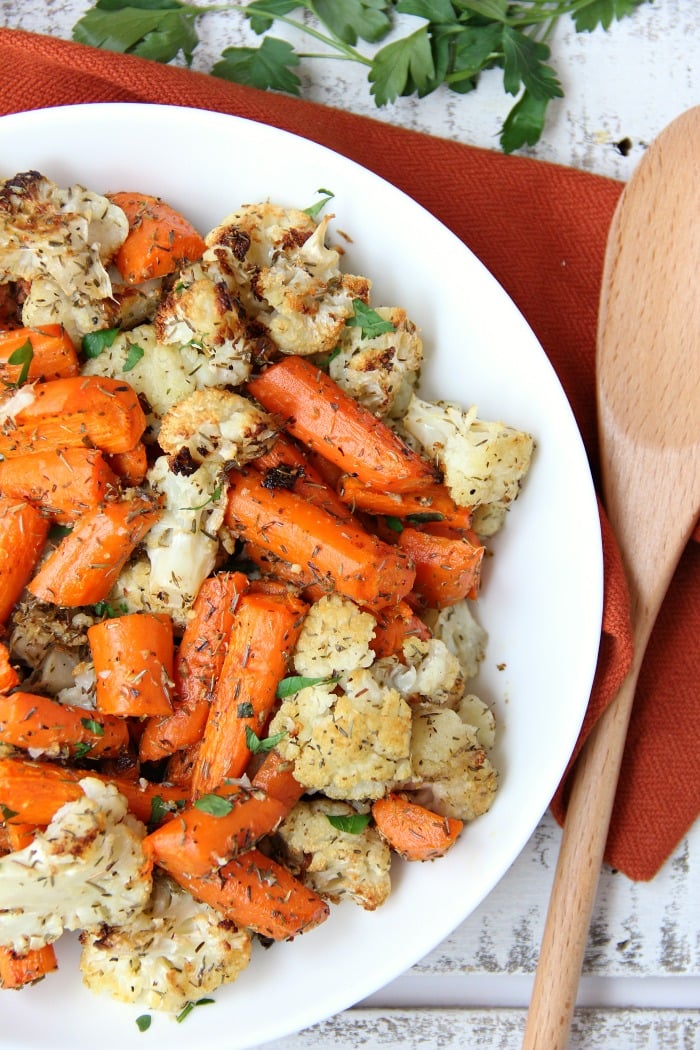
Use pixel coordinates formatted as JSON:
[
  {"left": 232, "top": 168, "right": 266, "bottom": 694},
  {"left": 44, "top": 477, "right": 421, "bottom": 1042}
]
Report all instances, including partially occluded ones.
[
  {"left": 105, "top": 441, "right": 148, "bottom": 486},
  {"left": 5, "top": 822, "right": 40, "bottom": 851},
  {"left": 0, "top": 756, "right": 187, "bottom": 828},
  {"left": 338, "top": 474, "right": 473, "bottom": 533},
  {"left": 0, "top": 375, "right": 146, "bottom": 457},
  {"left": 143, "top": 788, "right": 289, "bottom": 878},
  {"left": 28, "top": 493, "right": 160, "bottom": 607},
  {"left": 0, "top": 944, "right": 58, "bottom": 989},
  {"left": 397, "top": 527, "right": 485, "bottom": 608},
  {"left": 0, "top": 642, "right": 19, "bottom": 694},
  {"left": 164, "top": 848, "right": 330, "bottom": 941},
  {"left": 0, "top": 691, "right": 129, "bottom": 759},
  {"left": 139, "top": 572, "right": 249, "bottom": 763},
  {"left": 369, "top": 600, "right": 433, "bottom": 659},
  {"left": 88, "top": 612, "right": 174, "bottom": 718},
  {"left": 0, "top": 325, "right": 79, "bottom": 384},
  {"left": 108, "top": 191, "right": 206, "bottom": 284},
  {"left": 0, "top": 496, "right": 50, "bottom": 624},
  {"left": 0, "top": 447, "right": 119, "bottom": 524},
  {"left": 191, "top": 590, "right": 307, "bottom": 796},
  {"left": 165, "top": 742, "right": 200, "bottom": 789},
  {"left": 250, "top": 749, "right": 305, "bottom": 813},
  {"left": 251, "top": 433, "right": 355, "bottom": 523},
  {"left": 247, "top": 356, "right": 438, "bottom": 493},
  {"left": 372, "top": 793, "right": 463, "bottom": 861},
  {"left": 224, "top": 470, "right": 415, "bottom": 610}
]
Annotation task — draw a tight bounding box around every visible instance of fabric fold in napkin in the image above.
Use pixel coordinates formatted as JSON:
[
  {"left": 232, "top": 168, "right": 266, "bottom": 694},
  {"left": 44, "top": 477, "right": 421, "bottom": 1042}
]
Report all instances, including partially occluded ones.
[{"left": 0, "top": 27, "right": 697, "bottom": 881}]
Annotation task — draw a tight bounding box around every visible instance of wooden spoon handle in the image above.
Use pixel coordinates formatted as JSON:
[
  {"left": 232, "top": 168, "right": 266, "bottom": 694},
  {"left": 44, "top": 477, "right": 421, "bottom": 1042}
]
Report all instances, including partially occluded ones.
[{"left": 521, "top": 648, "right": 643, "bottom": 1050}]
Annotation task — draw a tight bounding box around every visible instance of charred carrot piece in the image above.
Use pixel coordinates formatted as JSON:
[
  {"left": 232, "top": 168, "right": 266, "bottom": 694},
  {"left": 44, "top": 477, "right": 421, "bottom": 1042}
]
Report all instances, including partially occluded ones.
[
  {"left": 247, "top": 356, "right": 438, "bottom": 493},
  {"left": 165, "top": 742, "right": 201, "bottom": 790},
  {"left": 139, "top": 572, "right": 249, "bottom": 763},
  {"left": 28, "top": 493, "right": 160, "bottom": 607},
  {"left": 0, "top": 691, "right": 129, "bottom": 759},
  {"left": 224, "top": 470, "right": 415, "bottom": 610},
  {"left": 250, "top": 749, "right": 305, "bottom": 813},
  {"left": 0, "top": 642, "right": 19, "bottom": 694},
  {"left": 191, "top": 590, "right": 307, "bottom": 796},
  {"left": 88, "top": 612, "right": 174, "bottom": 718},
  {"left": 165, "top": 848, "right": 330, "bottom": 941},
  {"left": 0, "top": 447, "right": 119, "bottom": 524},
  {"left": 0, "top": 375, "right": 146, "bottom": 457},
  {"left": 109, "top": 191, "right": 206, "bottom": 284},
  {"left": 251, "top": 433, "right": 355, "bottom": 523},
  {"left": 338, "top": 474, "right": 473, "bottom": 533},
  {"left": 0, "top": 325, "right": 79, "bottom": 384},
  {"left": 397, "top": 527, "right": 485, "bottom": 608},
  {"left": 143, "top": 788, "right": 289, "bottom": 878},
  {"left": 0, "top": 496, "right": 49, "bottom": 624},
  {"left": 105, "top": 441, "right": 148, "bottom": 486},
  {"left": 372, "top": 793, "right": 463, "bottom": 861},
  {"left": 368, "top": 600, "right": 433, "bottom": 659},
  {"left": 0, "top": 944, "right": 58, "bottom": 989}
]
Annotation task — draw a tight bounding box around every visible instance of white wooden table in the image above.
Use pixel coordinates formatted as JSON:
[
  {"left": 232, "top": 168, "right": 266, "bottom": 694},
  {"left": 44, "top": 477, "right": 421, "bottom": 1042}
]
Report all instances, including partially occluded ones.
[{"left": 1, "top": 2, "right": 699, "bottom": 1047}]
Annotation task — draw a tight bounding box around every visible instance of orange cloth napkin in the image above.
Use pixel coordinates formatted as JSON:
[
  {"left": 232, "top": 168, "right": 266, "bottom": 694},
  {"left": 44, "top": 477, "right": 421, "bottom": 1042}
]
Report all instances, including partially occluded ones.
[{"left": 0, "top": 27, "right": 697, "bottom": 881}]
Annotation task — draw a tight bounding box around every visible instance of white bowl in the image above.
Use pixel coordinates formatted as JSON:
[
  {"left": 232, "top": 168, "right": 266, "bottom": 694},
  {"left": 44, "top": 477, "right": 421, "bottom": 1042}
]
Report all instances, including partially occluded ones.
[{"left": 0, "top": 102, "right": 603, "bottom": 1050}]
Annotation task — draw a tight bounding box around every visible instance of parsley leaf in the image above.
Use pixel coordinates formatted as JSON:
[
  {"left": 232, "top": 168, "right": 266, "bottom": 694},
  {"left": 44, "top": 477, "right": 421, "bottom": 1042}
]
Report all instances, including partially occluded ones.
[
  {"left": 149, "top": 794, "right": 169, "bottom": 826},
  {"left": 246, "top": 0, "right": 299, "bottom": 36},
  {"left": 369, "top": 25, "right": 435, "bottom": 105},
  {"left": 345, "top": 300, "right": 396, "bottom": 339},
  {"left": 276, "top": 673, "right": 339, "bottom": 699},
  {"left": 313, "top": 0, "right": 393, "bottom": 45},
  {"left": 194, "top": 794, "right": 234, "bottom": 817},
  {"left": 213, "top": 37, "right": 301, "bottom": 95},
  {"left": 123, "top": 342, "right": 145, "bottom": 371},
  {"left": 245, "top": 727, "right": 288, "bottom": 754},
  {"left": 73, "top": 0, "right": 199, "bottom": 65},
  {"left": 82, "top": 327, "right": 119, "bottom": 359},
  {"left": 573, "top": 0, "right": 648, "bottom": 33},
  {"left": 304, "top": 188, "right": 335, "bottom": 220},
  {"left": 93, "top": 599, "right": 128, "bottom": 618},
  {"left": 500, "top": 89, "right": 550, "bottom": 153},
  {"left": 501, "top": 27, "right": 563, "bottom": 103},
  {"left": 176, "top": 998, "right": 215, "bottom": 1023},
  {"left": 135, "top": 1014, "right": 152, "bottom": 1032},
  {"left": 327, "top": 812, "right": 372, "bottom": 834},
  {"left": 5, "top": 339, "right": 33, "bottom": 387},
  {"left": 1, "top": 804, "right": 19, "bottom": 821},
  {"left": 81, "top": 717, "right": 105, "bottom": 736}
]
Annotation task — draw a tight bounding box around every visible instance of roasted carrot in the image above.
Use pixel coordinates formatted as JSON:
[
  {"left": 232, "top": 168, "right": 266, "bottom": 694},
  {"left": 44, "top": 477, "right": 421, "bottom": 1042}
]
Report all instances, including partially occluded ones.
[
  {"left": 105, "top": 441, "right": 148, "bottom": 486},
  {"left": 0, "top": 325, "right": 79, "bottom": 384},
  {"left": 338, "top": 475, "right": 473, "bottom": 533},
  {"left": 143, "top": 788, "right": 289, "bottom": 878},
  {"left": 28, "top": 493, "right": 160, "bottom": 607},
  {"left": 5, "top": 822, "right": 40, "bottom": 851},
  {"left": 0, "top": 496, "right": 50, "bottom": 624},
  {"left": 369, "top": 600, "right": 433, "bottom": 659},
  {"left": 0, "top": 944, "right": 58, "bottom": 989},
  {"left": 0, "top": 756, "right": 187, "bottom": 828},
  {"left": 0, "top": 691, "right": 129, "bottom": 759},
  {"left": 0, "top": 447, "right": 119, "bottom": 524},
  {"left": 139, "top": 572, "right": 249, "bottom": 763},
  {"left": 0, "top": 375, "right": 146, "bottom": 458},
  {"left": 0, "top": 642, "right": 19, "bottom": 694},
  {"left": 250, "top": 749, "right": 305, "bottom": 813},
  {"left": 191, "top": 590, "right": 307, "bottom": 796},
  {"left": 109, "top": 191, "right": 206, "bottom": 284},
  {"left": 397, "top": 527, "right": 485, "bottom": 608},
  {"left": 224, "top": 470, "right": 415, "bottom": 610},
  {"left": 372, "top": 793, "right": 463, "bottom": 861},
  {"left": 251, "top": 433, "right": 355, "bottom": 523},
  {"left": 164, "top": 848, "right": 330, "bottom": 941},
  {"left": 247, "top": 356, "right": 438, "bottom": 493},
  {"left": 165, "top": 742, "right": 201, "bottom": 789},
  {"left": 88, "top": 612, "right": 174, "bottom": 718}
]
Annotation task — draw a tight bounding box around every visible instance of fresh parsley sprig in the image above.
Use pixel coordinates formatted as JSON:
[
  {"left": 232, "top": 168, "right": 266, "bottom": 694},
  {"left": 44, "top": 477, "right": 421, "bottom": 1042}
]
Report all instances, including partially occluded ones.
[{"left": 72, "top": 1, "right": 651, "bottom": 152}]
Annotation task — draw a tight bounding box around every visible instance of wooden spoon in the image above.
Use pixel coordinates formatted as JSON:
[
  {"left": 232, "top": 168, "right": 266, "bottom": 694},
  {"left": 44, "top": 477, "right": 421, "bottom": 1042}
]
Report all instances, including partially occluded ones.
[{"left": 522, "top": 106, "right": 700, "bottom": 1050}]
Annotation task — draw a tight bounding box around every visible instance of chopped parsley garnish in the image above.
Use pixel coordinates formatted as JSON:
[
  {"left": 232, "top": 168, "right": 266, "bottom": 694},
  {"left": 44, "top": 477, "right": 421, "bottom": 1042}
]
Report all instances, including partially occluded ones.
[
  {"left": 123, "top": 342, "right": 145, "bottom": 372},
  {"left": 245, "top": 727, "right": 288, "bottom": 755},
  {"left": 4, "top": 339, "right": 33, "bottom": 386},
  {"left": 82, "top": 327, "right": 119, "bottom": 359},
  {"left": 304, "top": 187, "right": 335, "bottom": 219},
  {"left": 176, "top": 998, "right": 215, "bottom": 1023},
  {"left": 327, "top": 812, "right": 372, "bottom": 834},
  {"left": 345, "top": 300, "right": 396, "bottom": 340},
  {"left": 193, "top": 794, "right": 234, "bottom": 817}
]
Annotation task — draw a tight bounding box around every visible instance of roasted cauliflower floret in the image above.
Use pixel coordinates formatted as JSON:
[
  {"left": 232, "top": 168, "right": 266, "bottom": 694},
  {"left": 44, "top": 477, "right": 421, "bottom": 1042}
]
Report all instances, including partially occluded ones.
[
  {"left": 80, "top": 873, "right": 251, "bottom": 1012},
  {"left": 423, "top": 599, "right": 488, "bottom": 682},
  {"left": 329, "top": 306, "right": 422, "bottom": 418},
  {"left": 206, "top": 203, "right": 370, "bottom": 356},
  {"left": 82, "top": 323, "right": 198, "bottom": 441},
  {"left": 157, "top": 387, "right": 276, "bottom": 467},
  {"left": 409, "top": 702, "right": 498, "bottom": 822},
  {"left": 275, "top": 799, "right": 391, "bottom": 911},
  {"left": 372, "top": 636, "right": 464, "bottom": 707},
  {"left": 0, "top": 779, "right": 151, "bottom": 954},
  {"left": 403, "top": 394, "right": 534, "bottom": 513},
  {"left": 270, "top": 669, "right": 412, "bottom": 801},
  {"left": 0, "top": 171, "right": 128, "bottom": 343},
  {"left": 292, "top": 593, "right": 376, "bottom": 679}
]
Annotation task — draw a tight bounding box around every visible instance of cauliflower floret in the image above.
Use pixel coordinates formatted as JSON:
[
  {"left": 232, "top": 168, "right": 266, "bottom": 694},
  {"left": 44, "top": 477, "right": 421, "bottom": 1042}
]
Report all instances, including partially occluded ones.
[
  {"left": 206, "top": 203, "right": 370, "bottom": 356},
  {"left": 108, "top": 555, "right": 190, "bottom": 630},
  {"left": 424, "top": 599, "right": 488, "bottom": 682},
  {"left": 292, "top": 593, "right": 376, "bottom": 679},
  {"left": 409, "top": 702, "right": 498, "bottom": 822},
  {"left": 329, "top": 306, "right": 422, "bottom": 418},
  {"left": 0, "top": 779, "right": 151, "bottom": 954},
  {"left": 372, "top": 636, "right": 464, "bottom": 706},
  {"left": 403, "top": 394, "right": 534, "bottom": 512},
  {"left": 0, "top": 171, "right": 128, "bottom": 343},
  {"left": 275, "top": 799, "right": 391, "bottom": 911},
  {"left": 270, "top": 669, "right": 412, "bottom": 801},
  {"left": 80, "top": 873, "right": 251, "bottom": 1012},
  {"left": 157, "top": 387, "right": 276, "bottom": 467},
  {"left": 155, "top": 259, "right": 259, "bottom": 389},
  {"left": 82, "top": 323, "right": 198, "bottom": 441}
]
